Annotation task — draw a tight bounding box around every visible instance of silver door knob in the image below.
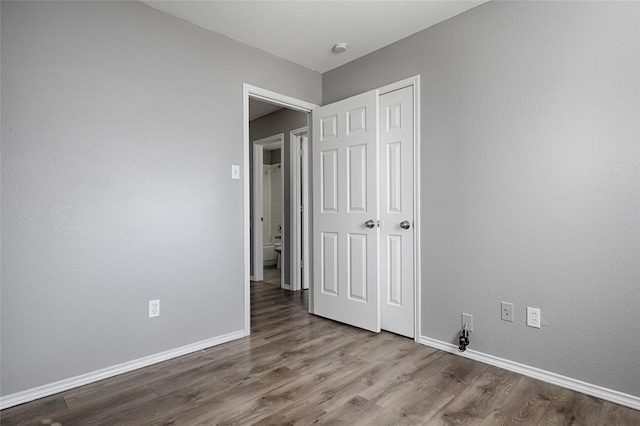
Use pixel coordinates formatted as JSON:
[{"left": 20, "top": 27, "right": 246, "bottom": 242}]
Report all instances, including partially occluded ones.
[
  {"left": 364, "top": 220, "right": 376, "bottom": 229},
  {"left": 400, "top": 220, "right": 411, "bottom": 230}
]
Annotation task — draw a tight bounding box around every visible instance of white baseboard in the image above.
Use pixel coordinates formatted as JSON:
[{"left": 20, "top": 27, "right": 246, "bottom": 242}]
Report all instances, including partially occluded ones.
[
  {"left": 0, "top": 330, "right": 246, "bottom": 410},
  {"left": 419, "top": 335, "right": 640, "bottom": 411}
]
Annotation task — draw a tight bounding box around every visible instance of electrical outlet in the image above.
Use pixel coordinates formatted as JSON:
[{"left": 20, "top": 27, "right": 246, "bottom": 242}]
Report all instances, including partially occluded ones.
[
  {"left": 501, "top": 302, "right": 514, "bottom": 322},
  {"left": 149, "top": 299, "right": 160, "bottom": 318},
  {"left": 527, "top": 307, "right": 540, "bottom": 328},
  {"left": 461, "top": 313, "right": 473, "bottom": 332}
]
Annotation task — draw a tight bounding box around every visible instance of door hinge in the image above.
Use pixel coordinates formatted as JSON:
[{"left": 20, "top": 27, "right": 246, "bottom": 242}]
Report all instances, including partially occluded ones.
[
  {"left": 300, "top": 260, "right": 304, "bottom": 269},
  {"left": 299, "top": 149, "right": 304, "bottom": 158}
]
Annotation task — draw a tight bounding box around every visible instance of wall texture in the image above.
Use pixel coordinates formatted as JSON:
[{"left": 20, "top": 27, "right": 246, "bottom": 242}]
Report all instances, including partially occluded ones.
[
  {"left": 324, "top": 1, "right": 639, "bottom": 397},
  {"left": 1, "top": 1, "right": 320, "bottom": 397},
  {"left": 249, "top": 108, "right": 308, "bottom": 283}
]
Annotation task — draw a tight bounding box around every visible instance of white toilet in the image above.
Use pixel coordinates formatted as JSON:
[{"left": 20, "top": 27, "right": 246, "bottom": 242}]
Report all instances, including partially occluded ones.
[{"left": 273, "top": 241, "right": 282, "bottom": 269}]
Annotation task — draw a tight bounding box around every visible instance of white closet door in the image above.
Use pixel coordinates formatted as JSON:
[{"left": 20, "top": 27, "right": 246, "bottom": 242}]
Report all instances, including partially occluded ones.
[
  {"left": 312, "top": 90, "right": 380, "bottom": 332},
  {"left": 379, "top": 86, "right": 415, "bottom": 338}
]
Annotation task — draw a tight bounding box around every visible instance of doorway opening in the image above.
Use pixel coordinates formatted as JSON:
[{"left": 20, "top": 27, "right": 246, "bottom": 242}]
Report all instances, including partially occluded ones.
[
  {"left": 251, "top": 133, "right": 285, "bottom": 287},
  {"left": 243, "top": 84, "right": 318, "bottom": 334}
]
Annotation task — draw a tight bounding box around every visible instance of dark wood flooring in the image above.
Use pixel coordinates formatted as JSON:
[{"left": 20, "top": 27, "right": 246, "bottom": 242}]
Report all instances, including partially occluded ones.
[{"left": 2, "top": 281, "right": 639, "bottom": 425}]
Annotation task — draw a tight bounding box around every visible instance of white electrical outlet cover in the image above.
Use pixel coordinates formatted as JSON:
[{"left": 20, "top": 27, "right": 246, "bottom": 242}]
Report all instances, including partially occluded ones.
[
  {"left": 526, "top": 307, "right": 540, "bottom": 328},
  {"left": 461, "top": 313, "right": 473, "bottom": 332},
  {"left": 149, "top": 299, "right": 160, "bottom": 318}
]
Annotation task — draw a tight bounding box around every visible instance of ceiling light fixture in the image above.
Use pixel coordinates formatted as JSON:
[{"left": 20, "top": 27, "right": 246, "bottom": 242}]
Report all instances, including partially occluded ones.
[{"left": 333, "top": 43, "right": 348, "bottom": 53}]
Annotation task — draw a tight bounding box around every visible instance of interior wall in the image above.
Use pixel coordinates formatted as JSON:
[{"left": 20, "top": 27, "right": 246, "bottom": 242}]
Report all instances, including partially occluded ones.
[
  {"left": 323, "top": 1, "right": 639, "bottom": 397},
  {"left": 265, "top": 149, "right": 281, "bottom": 165},
  {"left": 0, "top": 0, "right": 320, "bottom": 397},
  {"left": 249, "top": 108, "right": 308, "bottom": 284}
]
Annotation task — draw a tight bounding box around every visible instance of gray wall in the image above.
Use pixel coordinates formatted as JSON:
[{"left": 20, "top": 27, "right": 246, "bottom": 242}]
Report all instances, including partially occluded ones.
[
  {"left": 249, "top": 108, "right": 308, "bottom": 283},
  {"left": 263, "top": 149, "right": 281, "bottom": 165},
  {"left": 324, "top": 1, "right": 639, "bottom": 397},
  {"left": 1, "top": 1, "right": 320, "bottom": 397}
]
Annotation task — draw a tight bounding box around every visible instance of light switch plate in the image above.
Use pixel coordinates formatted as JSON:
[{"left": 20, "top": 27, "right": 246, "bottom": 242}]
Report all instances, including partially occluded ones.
[
  {"left": 231, "top": 165, "right": 240, "bottom": 180},
  {"left": 501, "top": 302, "right": 514, "bottom": 322}
]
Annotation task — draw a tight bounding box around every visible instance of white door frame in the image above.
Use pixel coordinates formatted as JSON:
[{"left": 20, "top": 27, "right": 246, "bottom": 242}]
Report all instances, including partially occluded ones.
[
  {"left": 290, "top": 127, "right": 310, "bottom": 291},
  {"left": 251, "top": 133, "right": 284, "bottom": 284},
  {"left": 243, "top": 84, "right": 318, "bottom": 335}
]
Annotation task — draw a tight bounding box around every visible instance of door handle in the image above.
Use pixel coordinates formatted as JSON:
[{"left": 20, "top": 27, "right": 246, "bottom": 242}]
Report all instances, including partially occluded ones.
[
  {"left": 400, "top": 220, "right": 411, "bottom": 230},
  {"left": 364, "top": 219, "right": 376, "bottom": 229}
]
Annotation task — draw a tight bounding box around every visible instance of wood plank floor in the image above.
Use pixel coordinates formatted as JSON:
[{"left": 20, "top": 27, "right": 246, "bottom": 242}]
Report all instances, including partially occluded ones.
[{"left": 2, "top": 281, "right": 639, "bottom": 425}]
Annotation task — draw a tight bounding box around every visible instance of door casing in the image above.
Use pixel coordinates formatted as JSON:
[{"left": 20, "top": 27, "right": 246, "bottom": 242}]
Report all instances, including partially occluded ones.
[{"left": 290, "top": 127, "right": 310, "bottom": 291}]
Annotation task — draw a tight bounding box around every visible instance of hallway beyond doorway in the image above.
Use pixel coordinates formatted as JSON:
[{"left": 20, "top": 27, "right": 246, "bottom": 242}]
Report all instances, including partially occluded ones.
[{"left": 262, "top": 264, "right": 281, "bottom": 286}]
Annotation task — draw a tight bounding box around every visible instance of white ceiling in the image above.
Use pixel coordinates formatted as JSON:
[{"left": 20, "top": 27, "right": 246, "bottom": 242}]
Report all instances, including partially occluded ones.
[{"left": 141, "top": 1, "right": 488, "bottom": 74}]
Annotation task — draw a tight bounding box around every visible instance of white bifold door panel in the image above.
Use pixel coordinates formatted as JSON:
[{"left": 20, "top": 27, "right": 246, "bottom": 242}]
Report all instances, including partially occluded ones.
[
  {"left": 312, "top": 86, "right": 414, "bottom": 337},
  {"left": 312, "top": 90, "right": 380, "bottom": 332},
  {"left": 379, "top": 86, "right": 414, "bottom": 338}
]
